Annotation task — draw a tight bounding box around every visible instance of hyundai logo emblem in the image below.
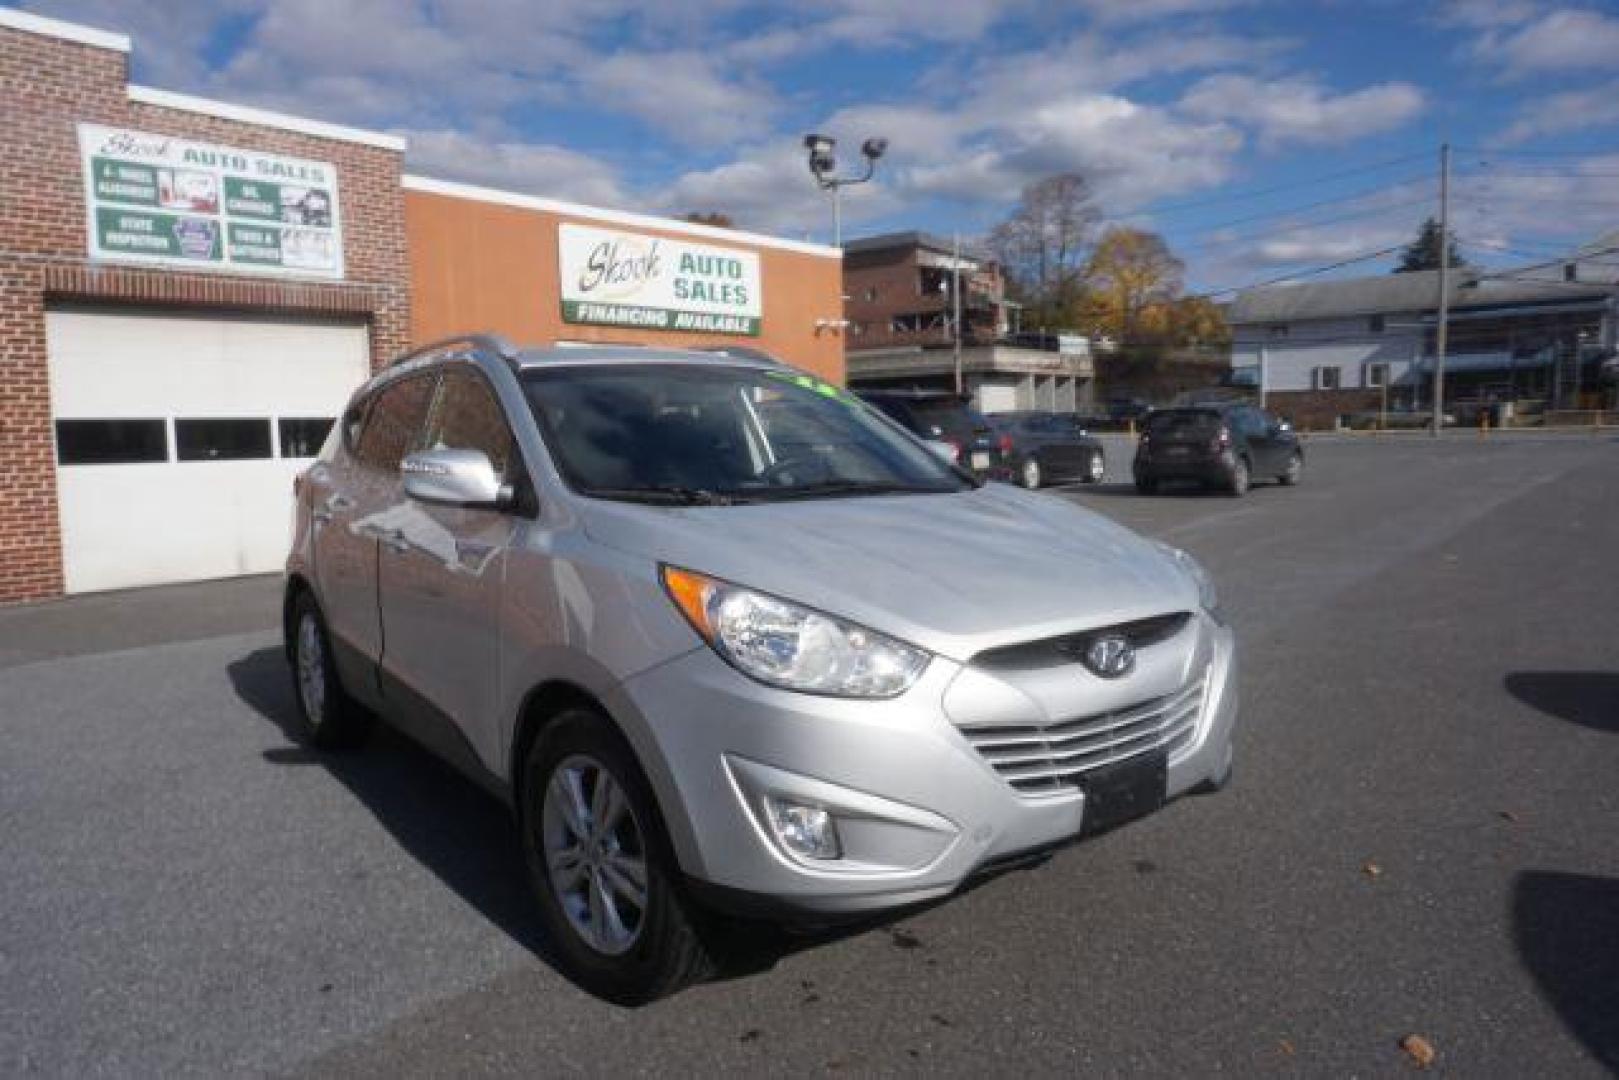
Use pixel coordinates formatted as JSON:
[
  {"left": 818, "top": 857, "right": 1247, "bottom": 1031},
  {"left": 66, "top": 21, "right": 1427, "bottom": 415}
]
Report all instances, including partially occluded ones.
[{"left": 1083, "top": 634, "right": 1135, "bottom": 678}]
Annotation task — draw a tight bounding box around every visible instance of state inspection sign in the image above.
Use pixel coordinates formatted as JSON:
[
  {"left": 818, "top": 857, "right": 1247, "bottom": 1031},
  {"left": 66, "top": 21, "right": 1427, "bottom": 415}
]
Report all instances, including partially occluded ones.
[
  {"left": 78, "top": 124, "right": 345, "bottom": 280},
  {"left": 558, "top": 222, "right": 762, "bottom": 336}
]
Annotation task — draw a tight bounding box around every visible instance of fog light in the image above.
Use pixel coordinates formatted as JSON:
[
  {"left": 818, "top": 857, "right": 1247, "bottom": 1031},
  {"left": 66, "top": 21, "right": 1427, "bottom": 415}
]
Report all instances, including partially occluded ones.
[{"left": 763, "top": 797, "right": 841, "bottom": 860}]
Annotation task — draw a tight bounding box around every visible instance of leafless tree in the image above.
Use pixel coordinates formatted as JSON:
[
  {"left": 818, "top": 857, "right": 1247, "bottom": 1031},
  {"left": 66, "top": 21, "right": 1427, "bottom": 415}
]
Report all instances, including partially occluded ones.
[{"left": 988, "top": 174, "right": 1100, "bottom": 328}]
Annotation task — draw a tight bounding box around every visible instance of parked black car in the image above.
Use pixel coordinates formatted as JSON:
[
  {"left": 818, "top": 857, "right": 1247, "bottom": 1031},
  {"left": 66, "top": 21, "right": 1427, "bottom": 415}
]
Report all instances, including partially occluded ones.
[
  {"left": 857, "top": 390, "right": 1007, "bottom": 480},
  {"left": 1133, "top": 402, "right": 1303, "bottom": 496},
  {"left": 987, "top": 411, "right": 1106, "bottom": 489}
]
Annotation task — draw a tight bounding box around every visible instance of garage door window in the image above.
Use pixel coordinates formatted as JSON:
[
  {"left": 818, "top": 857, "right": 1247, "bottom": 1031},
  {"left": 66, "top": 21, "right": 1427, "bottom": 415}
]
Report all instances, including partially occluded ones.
[
  {"left": 55, "top": 419, "right": 168, "bottom": 465},
  {"left": 278, "top": 417, "right": 336, "bottom": 458},
  {"left": 176, "top": 418, "right": 273, "bottom": 461}
]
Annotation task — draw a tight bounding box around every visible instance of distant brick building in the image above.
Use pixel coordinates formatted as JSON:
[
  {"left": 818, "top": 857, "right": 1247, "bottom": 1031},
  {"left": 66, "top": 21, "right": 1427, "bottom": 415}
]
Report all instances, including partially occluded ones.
[{"left": 842, "top": 232, "right": 1094, "bottom": 412}]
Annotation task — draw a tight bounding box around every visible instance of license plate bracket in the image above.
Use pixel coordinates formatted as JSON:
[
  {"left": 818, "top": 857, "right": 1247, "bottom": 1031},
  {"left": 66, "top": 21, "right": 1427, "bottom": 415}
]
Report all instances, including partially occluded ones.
[{"left": 1078, "top": 750, "right": 1167, "bottom": 837}]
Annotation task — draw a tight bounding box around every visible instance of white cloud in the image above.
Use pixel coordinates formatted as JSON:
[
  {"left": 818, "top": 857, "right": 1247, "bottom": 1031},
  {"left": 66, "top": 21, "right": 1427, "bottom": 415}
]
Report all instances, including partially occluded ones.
[
  {"left": 661, "top": 142, "right": 902, "bottom": 237},
  {"left": 1181, "top": 74, "right": 1425, "bottom": 147},
  {"left": 403, "top": 129, "right": 631, "bottom": 209},
  {"left": 573, "top": 50, "right": 778, "bottom": 146},
  {"left": 1463, "top": 6, "right": 1619, "bottom": 76},
  {"left": 1073, "top": 0, "right": 1258, "bottom": 23},
  {"left": 1495, "top": 80, "right": 1619, "bottom": 144}
]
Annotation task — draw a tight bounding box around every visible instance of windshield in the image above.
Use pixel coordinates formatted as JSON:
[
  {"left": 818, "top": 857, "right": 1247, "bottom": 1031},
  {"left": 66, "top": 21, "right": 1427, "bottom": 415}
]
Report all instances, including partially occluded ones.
[{"left": 522, "top": 364, "right": 973, "bottom": 504}]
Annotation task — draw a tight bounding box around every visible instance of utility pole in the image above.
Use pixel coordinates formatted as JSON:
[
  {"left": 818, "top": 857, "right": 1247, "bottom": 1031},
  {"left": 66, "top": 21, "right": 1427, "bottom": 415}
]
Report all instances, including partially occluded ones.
[
  {"left": 952, "top": 232, "right": 964, "bottom": 395},
  {"left": 1431, "top": 142, "right": 1451, "bottom": 438},
  {"left": 832, "top": 186, "right": 842, "bottom": 249}
]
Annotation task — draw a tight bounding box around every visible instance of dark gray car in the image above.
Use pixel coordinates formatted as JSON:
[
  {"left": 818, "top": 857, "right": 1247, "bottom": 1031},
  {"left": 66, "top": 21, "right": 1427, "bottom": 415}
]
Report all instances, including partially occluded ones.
[
  {"left": 987, "top": 412, "right": 1107, "bottom": 489},
  {"left": 1133, "top": 403, "right": 1303, "bottom": 496}
]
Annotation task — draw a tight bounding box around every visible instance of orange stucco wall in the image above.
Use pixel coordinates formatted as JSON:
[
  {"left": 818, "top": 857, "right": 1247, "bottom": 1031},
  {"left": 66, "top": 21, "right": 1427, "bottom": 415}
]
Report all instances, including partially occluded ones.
[{"left": 405, "top": 189, "right": 846, "bottom": 383}]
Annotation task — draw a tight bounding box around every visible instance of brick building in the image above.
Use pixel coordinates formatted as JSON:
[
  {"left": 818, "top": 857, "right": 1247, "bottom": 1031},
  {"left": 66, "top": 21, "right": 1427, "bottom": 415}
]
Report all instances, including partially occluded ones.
[
  {"left": 0, "top": 9, "right": 842, "bottom": 603},
  {"left": 842, "top": 232, "right": 1094, "bottom": 412}
]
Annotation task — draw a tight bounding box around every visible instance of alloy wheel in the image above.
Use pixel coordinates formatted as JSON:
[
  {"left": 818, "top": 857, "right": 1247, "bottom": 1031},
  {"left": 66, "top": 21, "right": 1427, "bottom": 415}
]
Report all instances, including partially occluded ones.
[
  {"left": 1021, "top": 459, "right": 1041, "bottom": 489},
  {"left": 296, "top": 612, "right": 326, "bottom": 723},
  {"left": 541, "top": 755, "right": 649, "bottom": 956},
  {"left": 1088, "top": 452, "right": 1105, "bottom": 483}
]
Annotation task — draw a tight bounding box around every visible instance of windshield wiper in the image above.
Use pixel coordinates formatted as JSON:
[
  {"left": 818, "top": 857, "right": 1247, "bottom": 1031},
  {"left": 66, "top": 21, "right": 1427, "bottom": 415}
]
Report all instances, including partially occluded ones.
[
  {"left": 752, "top": 480, "right": 956, "bottom": 502},
  {"left": 582, "top": 486, "right": 743, "bottom": 506}
]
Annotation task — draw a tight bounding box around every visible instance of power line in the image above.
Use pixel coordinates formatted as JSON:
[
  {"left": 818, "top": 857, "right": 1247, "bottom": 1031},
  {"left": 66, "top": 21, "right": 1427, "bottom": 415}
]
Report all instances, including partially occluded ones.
[
  {"left": 1455, "top": 146, "right": 1619, "bottom": 158},
  {"left": 1183, "top": 174, "right": 1432, "bottom": 236},
  {"left": 1175, "top": 195, "right": 1434, "bottom": 254},
  {"left": 1196, "top": 244, "right": 1405, "bottom": 300},
  {"left": 1140, "top": 151, "right": 1431, "bottom": 217}
]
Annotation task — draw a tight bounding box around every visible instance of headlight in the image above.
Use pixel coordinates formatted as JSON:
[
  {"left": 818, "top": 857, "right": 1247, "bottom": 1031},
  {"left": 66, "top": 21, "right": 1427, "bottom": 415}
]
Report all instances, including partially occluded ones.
[
  {"left": 661, "top": 566, "right": 930, "bottom": 698},
  {"left": 1155, "top": 542, "right": 1221, "bottom": 617}
]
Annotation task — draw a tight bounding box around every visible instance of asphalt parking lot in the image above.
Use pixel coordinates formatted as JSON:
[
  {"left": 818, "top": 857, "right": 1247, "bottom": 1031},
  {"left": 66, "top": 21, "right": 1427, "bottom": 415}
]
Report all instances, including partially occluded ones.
[{"left": 3, "top": 435, "right": 1617, "bottom": 1076}]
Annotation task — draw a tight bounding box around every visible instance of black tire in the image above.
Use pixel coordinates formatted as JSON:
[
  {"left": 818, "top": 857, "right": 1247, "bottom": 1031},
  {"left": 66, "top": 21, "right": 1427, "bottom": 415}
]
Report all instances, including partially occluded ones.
[
  {"left": 1134, "top": 475, "right": 1158, "bottom": 495},
  {"left": 1083, "top": 450, "right": 1106, "bottom": 484},
  {"left": 520, "top": 710, "right": 714, "bottom": 1005},
  {"left": 1019, "top": 457, "right": 1042, "bottom": 490},
  {"left": 1278, "top": 451, "right": 1303, "bottom": 486},
  {"left": 1226, "top": 456, "right": 1250, "bottom": 497},
  {"left": 288, "top": 590, "right": 371, "bottom": 749}
]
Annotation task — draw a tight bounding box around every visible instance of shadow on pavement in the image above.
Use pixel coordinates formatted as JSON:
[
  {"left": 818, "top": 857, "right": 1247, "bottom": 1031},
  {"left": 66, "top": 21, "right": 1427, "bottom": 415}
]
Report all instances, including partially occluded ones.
[
  {"left": 1512, "top": 871, "right": 1619, "bottom": 1070},
  {"left": 1504, "top": 672, "right": 1619, "bottom": 734},
  {"left": 224, "top": 645, "right": 914, "bottom": 1000},
  {"left": 227, "top": 646, "right": 561, "bottom": 966}
]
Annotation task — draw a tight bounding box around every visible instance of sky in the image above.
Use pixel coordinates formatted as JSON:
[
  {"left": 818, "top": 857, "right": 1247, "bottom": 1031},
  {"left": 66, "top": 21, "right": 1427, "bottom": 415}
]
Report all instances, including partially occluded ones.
[{"left": 22, "top": 0, "right": 1619, "bottom": 293}]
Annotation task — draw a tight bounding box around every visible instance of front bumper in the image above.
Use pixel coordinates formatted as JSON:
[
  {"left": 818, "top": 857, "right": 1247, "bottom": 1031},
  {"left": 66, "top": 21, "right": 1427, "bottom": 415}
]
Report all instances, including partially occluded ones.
[{"left": 607, "top": 614, "right": 1238, "bottom": 919}]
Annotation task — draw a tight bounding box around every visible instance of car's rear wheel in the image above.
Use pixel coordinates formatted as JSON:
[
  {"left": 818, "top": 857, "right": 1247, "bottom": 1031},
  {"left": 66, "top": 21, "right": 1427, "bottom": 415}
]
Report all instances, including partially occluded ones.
[
  {"left": 1279, "top": 452, "right": 1303, "bottom": 486},
  {"left": 1227, "top": 456, "right": 1250, "bottom": 497},
  {"left": 288, "top": 591, "right": 370, "bottom": 749},
  {"left": 1084, "top": 450, "right": 1106, "bottom": 484},
  {"left": 521, "top": 710, "right": 713, "bottom": 1004},
  {"left": 1019, "top": 457, "right": 1042, "bottom": 489}
]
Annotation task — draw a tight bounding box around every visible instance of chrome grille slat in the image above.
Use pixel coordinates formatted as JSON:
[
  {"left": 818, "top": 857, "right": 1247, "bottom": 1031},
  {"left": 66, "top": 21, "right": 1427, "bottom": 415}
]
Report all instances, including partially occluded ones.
[{"left": 959, "top": 674, "right": 1208, "bottom": 795}]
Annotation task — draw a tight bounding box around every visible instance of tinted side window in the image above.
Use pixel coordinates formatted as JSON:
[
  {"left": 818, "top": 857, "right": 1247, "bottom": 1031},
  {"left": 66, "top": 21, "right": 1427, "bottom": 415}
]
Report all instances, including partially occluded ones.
[
  {"left": 355, "top": 374, "right": 435, "bottom": 472},
  {"left": 423, "top": 367, "right": 517, "bottom": 480}
]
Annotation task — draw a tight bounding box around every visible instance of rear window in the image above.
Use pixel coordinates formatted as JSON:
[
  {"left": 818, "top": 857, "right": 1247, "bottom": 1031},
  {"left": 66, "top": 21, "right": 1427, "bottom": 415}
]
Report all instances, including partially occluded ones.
[
  {"left": 1144, "top": 410, "right": 1223, "bottom": 437},
  {"left": 909, "top": 401, "right": 991, "bottom": 441}
]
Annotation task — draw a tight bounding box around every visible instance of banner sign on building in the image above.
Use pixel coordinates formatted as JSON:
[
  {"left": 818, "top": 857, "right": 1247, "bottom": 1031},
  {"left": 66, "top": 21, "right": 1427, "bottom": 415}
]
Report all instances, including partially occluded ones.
[
  {"left": 78, "top": 124, "right": 344, "bottom": 279},
  {"left": 558, "top": 222, "right": 761, "bottom": 336}
]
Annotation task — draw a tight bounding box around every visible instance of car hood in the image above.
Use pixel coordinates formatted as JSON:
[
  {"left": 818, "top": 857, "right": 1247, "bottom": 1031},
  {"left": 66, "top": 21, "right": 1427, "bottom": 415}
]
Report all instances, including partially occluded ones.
[{"left": 575, "top": 484, "right": 1197, "bottom": 662}]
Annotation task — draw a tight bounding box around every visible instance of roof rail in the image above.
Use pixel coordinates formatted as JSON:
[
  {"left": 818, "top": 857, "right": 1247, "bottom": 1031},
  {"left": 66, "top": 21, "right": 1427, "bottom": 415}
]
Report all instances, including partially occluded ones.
[
  {"left": 390, "top": 333, "right": 520, "bottom": 368},
  {"left": 695, "top": 344, "right": 787, "bottom": 365}
]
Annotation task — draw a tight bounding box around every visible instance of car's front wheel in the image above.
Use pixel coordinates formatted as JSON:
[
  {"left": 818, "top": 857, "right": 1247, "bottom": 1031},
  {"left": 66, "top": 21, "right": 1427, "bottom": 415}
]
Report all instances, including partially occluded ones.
[
  {"left": 1279, "top": 451, "right": 1303, "bottom": 486},
  {"left": 288, "top": 591, "right": 370, "bottom": 748},
  {"left": 1019, "top": 457, "right": 1042, "bottom": 489},
  {"left": 1084, "top": 450, "right": 1106, "bottom": 484},
  {"left": 521, "top": 710, "right": 713, "bottom": 1004}
]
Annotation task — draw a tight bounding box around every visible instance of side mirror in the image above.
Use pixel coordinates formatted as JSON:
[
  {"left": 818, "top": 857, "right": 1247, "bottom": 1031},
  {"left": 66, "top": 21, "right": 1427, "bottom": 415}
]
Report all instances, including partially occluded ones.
[{"left": 401, "top": 448, "right": 512, "bottom": 510}]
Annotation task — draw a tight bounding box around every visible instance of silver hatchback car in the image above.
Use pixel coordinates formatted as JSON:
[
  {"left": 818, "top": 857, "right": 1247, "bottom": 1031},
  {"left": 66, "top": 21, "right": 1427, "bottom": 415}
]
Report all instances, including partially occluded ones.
[{"left": 284, "top": 334, "right": 1238, "bottom": 1002}]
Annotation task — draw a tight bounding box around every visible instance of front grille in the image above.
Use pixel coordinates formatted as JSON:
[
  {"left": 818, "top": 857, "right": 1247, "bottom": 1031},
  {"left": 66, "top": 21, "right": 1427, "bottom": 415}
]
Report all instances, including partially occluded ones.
[
  {"left": 959, "top": 675, "right": 1207, "bottom": 795},
  {"left": 972, "top": 612, "right": 1191, "bottom": 672}
]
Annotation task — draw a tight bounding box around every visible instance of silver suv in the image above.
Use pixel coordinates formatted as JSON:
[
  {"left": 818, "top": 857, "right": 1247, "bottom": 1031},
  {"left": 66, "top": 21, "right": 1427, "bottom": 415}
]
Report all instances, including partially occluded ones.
[{"left": 284, "top": 335, "right": 1238, "bottom": 1003}]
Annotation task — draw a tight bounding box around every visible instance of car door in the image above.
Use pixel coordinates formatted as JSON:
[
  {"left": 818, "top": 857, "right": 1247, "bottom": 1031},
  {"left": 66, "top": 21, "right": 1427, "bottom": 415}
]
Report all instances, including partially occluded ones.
[
  {"left": 1236, "top": 406, "right": 1281, "bottom": 473},
  {"left": 308, "top": 372, "right": 436, "bottom": 693},
  {"left": 377, "top": 361, "right": 525, "bottom": 776}
]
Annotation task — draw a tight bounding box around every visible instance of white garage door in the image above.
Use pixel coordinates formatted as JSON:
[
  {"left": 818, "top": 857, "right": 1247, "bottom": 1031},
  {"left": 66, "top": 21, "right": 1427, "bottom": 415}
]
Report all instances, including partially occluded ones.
[{"left": 47, "top": 310, "right": 371, "bottom": 594}]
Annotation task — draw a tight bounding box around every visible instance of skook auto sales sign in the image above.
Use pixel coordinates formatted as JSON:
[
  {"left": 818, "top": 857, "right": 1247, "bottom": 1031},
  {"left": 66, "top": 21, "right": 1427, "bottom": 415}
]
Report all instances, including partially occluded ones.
[
  {"left": 78, "top": 124, "right": 344, "bottom": 279},
  {"left": 558, "top": 222, "right": 761, "bottom": 336}
]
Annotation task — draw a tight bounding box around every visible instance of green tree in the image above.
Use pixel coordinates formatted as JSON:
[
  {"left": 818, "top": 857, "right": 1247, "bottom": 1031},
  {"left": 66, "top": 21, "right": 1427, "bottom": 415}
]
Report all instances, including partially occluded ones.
[
  {"left": 1395, "top": 216, "right": 1466, "bottom": 273},
  {"left": 683, "top": 211, "right": 735, "bottom": 228}
]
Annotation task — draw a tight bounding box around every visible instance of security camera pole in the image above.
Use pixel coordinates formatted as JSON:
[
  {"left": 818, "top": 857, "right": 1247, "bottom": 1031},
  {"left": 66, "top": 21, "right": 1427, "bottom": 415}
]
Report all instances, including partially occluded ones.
[{"left": 802, "top": 134, "right": 887, "bottom": 249}]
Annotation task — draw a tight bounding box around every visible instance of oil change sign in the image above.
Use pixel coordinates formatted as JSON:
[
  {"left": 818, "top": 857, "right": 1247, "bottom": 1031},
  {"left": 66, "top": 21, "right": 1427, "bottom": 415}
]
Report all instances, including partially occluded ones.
[
  {"left": 78, "top": 124, "right": 344, "bottom": 279},
  {"left": 558, "top": 222, "right": 761, "bottom": 336}
]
